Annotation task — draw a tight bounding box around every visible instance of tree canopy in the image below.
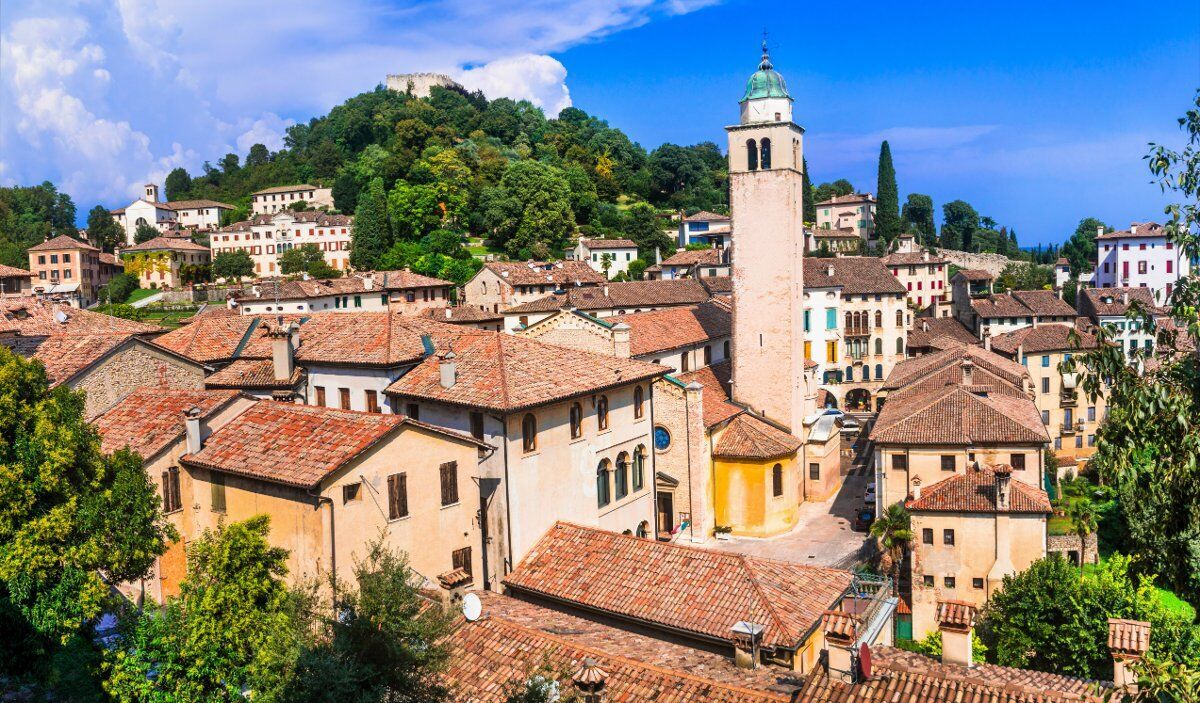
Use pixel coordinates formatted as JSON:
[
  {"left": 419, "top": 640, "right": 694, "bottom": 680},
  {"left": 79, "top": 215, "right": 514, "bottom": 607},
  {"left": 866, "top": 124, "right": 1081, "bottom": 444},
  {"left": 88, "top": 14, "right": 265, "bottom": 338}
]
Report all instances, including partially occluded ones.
[{"left": 874, "top": 141, "right": 901, "bottom": 244}]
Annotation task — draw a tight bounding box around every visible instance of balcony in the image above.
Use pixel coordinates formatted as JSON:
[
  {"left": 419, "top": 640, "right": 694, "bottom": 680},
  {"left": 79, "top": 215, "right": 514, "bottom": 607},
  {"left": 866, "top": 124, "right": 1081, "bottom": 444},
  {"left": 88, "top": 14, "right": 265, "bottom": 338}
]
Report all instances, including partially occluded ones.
[
  {"left": 1060, "top": 420, "right": 1085, "bottom": 435},
  {"left": 1059, "top": 392, "right": 1078, "bottom": 408}
]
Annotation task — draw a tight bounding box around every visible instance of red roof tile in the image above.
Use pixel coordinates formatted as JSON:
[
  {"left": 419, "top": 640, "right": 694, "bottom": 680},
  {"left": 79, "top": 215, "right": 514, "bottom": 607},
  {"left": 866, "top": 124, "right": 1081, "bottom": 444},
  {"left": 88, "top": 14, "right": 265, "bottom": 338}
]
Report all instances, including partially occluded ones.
[
  {"left": 579, "top": 237, "right": 638, "bottom": 249},
  {"left": 906, "top": 466, "right": 1052, "bottom": 513},
  {"left": 0, "top": 298, "right": 161, "bottom": 336},
  {"left": 872, "top": 384, "right": 1048, "bottom": 446},
  {"left": 954, "top": 269, "right": 994, "bottom": 282},
  {"left": 94, "top": 388, "right": 241, "bottom": 459},
  {"left": 1010, "top": 290, "right": 1077, "bottom": 317},
  {"left": 122, "top": 236, "right": 209, "bottom": 253},
  {"left": 1107, "top": 618, "right": 1150, "bottom": 655},
  {"left": 28, "top": 234, "right": 98, "bottom": 252},
  {"left": 883, "top": 345, "right": 1028, "bottom": 393},
  {"left": 677, "top": 361, "right": 742, "bottom": 428},
  {"left": 0, "top": 264, "right": 33, "bottom": 277},
  {"left": 204, "top": 358, "right": 302, "bottom": 389},
  {"left": 907, "top": 317, "right": 979, "bottom": 351},
  {"left": 482, "top": 260, "right": 605, "bottom": 287},
  {"left": 935, "top": 599, "right": 978, "bottom": 631},
  {"left": 1095, "top": 221, "right": 1163, "bottom": 240},
  {"left": 989, "top": 321, "right": 1100, "bottom": 355},
  {"left": 619, "top": 300, "right": 730, "bottom": 356},
  {"left": 659, "top": 248, "right": 727, "bottom": 268},
  {"left": 504, "top": 279, "right": 710, "bottom": 314},
  {"left": 803, "top": 257, "right": 907, "bottom": 295},
  {"left": 1079, "top": 287, "right": 1164, "bottom": 317},
  {"left": 683, "top": 210, "right": 731, "bottom": 222},
  {"left": 503, "top": 522, "right": 853, "bottom": 651},
  {"left": 712, "top": 414, "right": 801, "bottom": 460}
]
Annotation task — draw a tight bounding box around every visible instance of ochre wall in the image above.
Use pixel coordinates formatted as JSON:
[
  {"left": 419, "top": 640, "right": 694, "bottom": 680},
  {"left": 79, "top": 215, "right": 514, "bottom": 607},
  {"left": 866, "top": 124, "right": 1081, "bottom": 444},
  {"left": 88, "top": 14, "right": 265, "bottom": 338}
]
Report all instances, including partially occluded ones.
[{"left": 713, "top": 453, "right": 799, "bottom": 538}]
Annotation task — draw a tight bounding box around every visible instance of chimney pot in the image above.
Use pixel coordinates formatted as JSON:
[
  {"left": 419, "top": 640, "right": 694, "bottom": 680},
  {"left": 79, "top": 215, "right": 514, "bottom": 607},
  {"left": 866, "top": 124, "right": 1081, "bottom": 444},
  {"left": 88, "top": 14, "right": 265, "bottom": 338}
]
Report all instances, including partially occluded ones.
[
  {"left": 572, "top": 658, "right": 608, "bottom": 703},
  {"left": 936, "top": 600, "right": 978, "bottom": 667},
  {"left": 439, "top": 352, "right": 457, "bottom": 389},
  {"left": 270, "top": 322, "right": 296, "bottom": 382},
  {"left": 960, "top": 358, "right": 974, "bottom": 385},
  {"left": 1108, "top": 618, "right": 1150, "bottom": 692},
  {"left": 184, "top": 407, "right": 203, "bottom": 455},
  {"left": 994, "top": 466, "right": 1012, "bottom": 510}
]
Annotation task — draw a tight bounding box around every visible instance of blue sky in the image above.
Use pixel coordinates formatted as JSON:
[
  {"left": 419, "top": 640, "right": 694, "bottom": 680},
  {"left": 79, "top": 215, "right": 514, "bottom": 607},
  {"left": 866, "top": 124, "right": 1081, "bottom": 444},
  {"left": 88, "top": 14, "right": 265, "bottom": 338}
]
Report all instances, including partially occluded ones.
[{"left": 2, "top": 0, "right": 1197, "bottom": 245}]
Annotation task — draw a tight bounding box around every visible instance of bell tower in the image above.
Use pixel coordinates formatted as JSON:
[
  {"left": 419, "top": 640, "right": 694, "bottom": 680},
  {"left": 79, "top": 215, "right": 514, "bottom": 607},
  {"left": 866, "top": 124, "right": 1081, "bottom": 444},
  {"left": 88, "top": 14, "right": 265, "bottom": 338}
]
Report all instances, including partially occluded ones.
[{"left": 728, "top": 42, "right": 807, "bottom": 433}]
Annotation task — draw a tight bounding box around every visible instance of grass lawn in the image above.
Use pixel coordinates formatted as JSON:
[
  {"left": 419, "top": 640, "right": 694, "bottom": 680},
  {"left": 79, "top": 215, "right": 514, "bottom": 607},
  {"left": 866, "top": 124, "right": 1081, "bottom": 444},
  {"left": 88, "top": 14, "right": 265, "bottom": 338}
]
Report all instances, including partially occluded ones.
[
  {"left": 1079, "top": 559, "right": 1196, "bottom": 619},
  {"left": 1048, "top": 516, "right": 1073, "bottom": 536},
  {"left": 125, "top": 288, "right": 158, "bottom": 304}
]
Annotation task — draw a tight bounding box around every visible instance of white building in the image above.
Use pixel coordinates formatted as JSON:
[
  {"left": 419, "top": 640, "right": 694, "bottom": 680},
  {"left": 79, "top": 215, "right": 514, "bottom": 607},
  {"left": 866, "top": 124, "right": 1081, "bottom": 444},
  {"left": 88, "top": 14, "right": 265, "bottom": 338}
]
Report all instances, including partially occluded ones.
[
  {"left": 676, "top": 211, "right": 732, "bottom": 248},
  {"left": 1094, "top": 222, "right": 1193, "bottom": 303},
  {"left": 250, "top": 184, "right": 335, "bottom": 215},
  {"left": 231, "top": 270, "right": 452, "bottom": 316},
  {"left": 574, "top": 238, "right": 639, "bottom": 278},
  {"left": 210, "top": 210, "right": 354, "bottom": 277},
  {"left": 111, "top": 184, "right": 233, "bottom": 244},
  {"left": 1078, "top": 287, "right": 1164, "bottom": 361},
  {"left": 815, "top": 193, "right": 876, "bottom": 247}
]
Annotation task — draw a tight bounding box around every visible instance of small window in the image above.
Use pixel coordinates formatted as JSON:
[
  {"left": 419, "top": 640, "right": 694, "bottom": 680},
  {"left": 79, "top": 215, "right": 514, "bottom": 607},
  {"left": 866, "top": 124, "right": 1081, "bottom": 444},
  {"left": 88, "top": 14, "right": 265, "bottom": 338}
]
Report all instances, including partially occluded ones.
[
  {"left": 570, "top": 403, "right": 583, "bottom": 439},
  {"left": 772, "top": 463, "right": 783, "bottom": 497},
  {"left": 406, "top": 402, "right": 420, "bottom": 420},
  {"left": 470, "top": 411, "right": 485, "bottom": 440},
  {"left": 944, "top": 529, "right": 955, "bottom": 546},
  {"left": 941, "top": 455, "right": 955, "bottom": 472},
  {"left": 522, "top": 413, "right": 537, "bottom": 452},
  {"left": 809, "top": 462, "right": 820, "bottom": 480},
  {"left": 1042, "top": 378, "right": 1050, "bottom": 394},
  {"left": 654, "top": 425, "right": 671, "bottom": 451},
  {"left": 597, "top": 395, "right": 609, "bottom": 431},
  {"left": 1011, "top": 453, "right": 1026, "bottom": 470},
  {"left": 365, "top": 390, "right": 380, "bottom": 413},
  {"left": 633, "top": 386, "right": 645, "bottom": 419},
  {"left": 922, "top": 528, "right": 934, "bottom": 544},
  {"left": 723, "top": 340, "right": 730, "bottom": 358},
  {"left": 440, "top": 461, "right": 459, "bottom": 506},
  {"left": 315, "top": 386, "right": 327, "bottom": 407},
  {"left": 680, "top": 353, "right": 690, "bottom": 372},
  {"left": 387, "top": 472, "right": 408, "bottom": 520},
  {"left": 633, "top": 447, "right": 646, "bottom": 491},
  {"left": 972, "top": 577, "right": 984, "bottom": 589},
  {"left": 891, "top": 454, "right": 908, "bottom": 471},
  {"left": 342, "top": 482, "right": 361, "bottom": 503},
  {"left": 162, "top": 467, "right": 181, "bottom": 513},
  {"left": 339, "top": 388, "right": 351, "bottom": 410},
  {"left": 210, "top": 472, "right": 226, "bottom": 513},
  {"left": 452, "top": 546, "right": 472, "bottom": 576},
  {"left": 922, "top": 575, "right": 934, "bottom": 588},
  {"left": 703, "top": 345, "right": 712, "bottom": 366},
  {"left": 944, "top": 576, "right": 956, "bottom": 589}
]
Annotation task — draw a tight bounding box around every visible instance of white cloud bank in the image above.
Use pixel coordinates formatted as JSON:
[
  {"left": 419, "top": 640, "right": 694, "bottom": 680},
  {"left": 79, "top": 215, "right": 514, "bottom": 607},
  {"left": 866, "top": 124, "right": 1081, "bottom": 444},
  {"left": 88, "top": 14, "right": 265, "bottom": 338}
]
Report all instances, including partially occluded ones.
[{"left": 458, "top": 54, "right": 573, "bottom": 116}]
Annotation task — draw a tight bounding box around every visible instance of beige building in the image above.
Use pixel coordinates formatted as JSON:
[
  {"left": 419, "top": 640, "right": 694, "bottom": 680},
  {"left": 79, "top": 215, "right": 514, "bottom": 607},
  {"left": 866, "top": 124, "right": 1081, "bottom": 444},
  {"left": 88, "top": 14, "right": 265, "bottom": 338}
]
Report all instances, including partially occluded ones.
[
  {"left": 815, "top": 193, "right": 876, "bottom": 247},
  {"left": 120, "top": 236, "right": 211, "bottom": 290},
  {"left": 805, "top": 227, "right": 862, "bottom": 254},
  {"left": 250, "top": 184, "right": 335, "bottom": 215},
  {"left": 989, "top": 322, "right": 1108, "bottom": 471},
  {"left": 231, "top": 270, "right": 453, "bottom": 316},
  {"left": 573, "top": 238, "right": 639, "bottom": 278},
  {"left": 0, "top": 264, "right": 33, "bottom": 297},
  {"left": 882, "top": 235, "right": 949, "bottom": 311},
  {"left": 462, "top": 260, "right": 605, "bottom": 313},
  {"left": 27, "top": 235, "right": 114, "bottom": 307},
  {"left": 211, "top": 210, "right": 354, "bottom": 276},
  {"left": 646, "top": 246, "right": 731, "bottom": 280}
]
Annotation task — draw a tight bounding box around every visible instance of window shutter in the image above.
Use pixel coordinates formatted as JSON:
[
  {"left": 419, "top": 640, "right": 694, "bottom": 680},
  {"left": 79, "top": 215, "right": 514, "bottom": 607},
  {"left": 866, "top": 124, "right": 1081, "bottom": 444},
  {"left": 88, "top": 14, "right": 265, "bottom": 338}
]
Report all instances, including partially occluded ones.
[
  {"left": 211, "top": 473, "right": 226, "bottom": 512},
  {"left": 161, "top": 470, "right": 172, "bottom": 511},
  {"left": 388, "top": 473, "right": 409, "bottom": 519},
  {"left": 452, "top": 546, "right": 472, "bottom": 576},
  {"left": 440, "top": 462, "right": 459, "bottom": 506}
]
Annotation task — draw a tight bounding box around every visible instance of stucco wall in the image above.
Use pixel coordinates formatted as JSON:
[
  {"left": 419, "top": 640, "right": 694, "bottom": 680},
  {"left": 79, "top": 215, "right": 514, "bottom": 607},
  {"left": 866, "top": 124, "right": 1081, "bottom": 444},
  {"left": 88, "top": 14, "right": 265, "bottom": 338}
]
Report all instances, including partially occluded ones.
[
  {"left": 712, "top": 453, "right": 799, "bottom": 538},
  {"left": 875, "top": 445, "right": 1044, "bottom": 509}
]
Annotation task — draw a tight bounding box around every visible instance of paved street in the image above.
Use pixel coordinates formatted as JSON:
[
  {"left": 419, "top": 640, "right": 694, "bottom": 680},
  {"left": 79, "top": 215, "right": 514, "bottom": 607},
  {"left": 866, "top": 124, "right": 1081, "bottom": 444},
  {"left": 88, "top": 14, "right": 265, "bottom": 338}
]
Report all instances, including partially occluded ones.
[{"left": 707, "top": 426, "right": 876, "bottom": 568}]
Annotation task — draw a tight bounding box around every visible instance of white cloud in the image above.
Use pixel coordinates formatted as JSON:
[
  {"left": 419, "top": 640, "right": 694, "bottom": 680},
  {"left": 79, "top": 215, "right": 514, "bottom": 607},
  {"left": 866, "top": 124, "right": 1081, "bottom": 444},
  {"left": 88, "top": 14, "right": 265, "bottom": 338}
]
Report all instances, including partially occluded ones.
[
  {"left": 236, "top": 113, "right": 296, "bottom": 154},
  {"left": 459, "top": 54, "right": 572, "bottom": 116}
]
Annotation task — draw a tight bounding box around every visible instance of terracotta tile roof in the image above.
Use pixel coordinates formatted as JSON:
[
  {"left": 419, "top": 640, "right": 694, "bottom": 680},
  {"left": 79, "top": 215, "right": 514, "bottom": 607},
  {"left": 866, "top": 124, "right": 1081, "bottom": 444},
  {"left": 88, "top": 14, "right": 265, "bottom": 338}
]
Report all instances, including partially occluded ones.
[
  {"left": 1056, "top": 257, "right": 1070, "bottom": 266},
  {"left": 1079, "top": 287, "right": 1164, "bottom": 317},
  {"left": 908, "top": 317, "right": 979, "bottom": 351},
  {"left": 217, "top": 210, "right": 353, "bottom": 232},
  {"left": 1107, "top": 618, "right": 1151, "bottom": 655},
  {"left": 163, "top": 198, "right": 233, "bottom": 210},
  {"left": 4, "top": 332, "right": 157, "bottom": 385},
  {"left": 444, "top": 613, "right": 790, "bottom": 703},
  {"left": 437, "top": 568, "right": 473, "bottom": 589},
  {"left": 862, "top": 647, "right": 1103, "bottom": 701},
  {"left": 122, "top": 236, "right": 209, "bottom": 253},
  {"left": 871, "top": 384, "right": 1048, "bottom": 446},
  {"left": 821, "top": 610, "right": 858, "bottom": 641},
  {"left": 955, "top": 269, "right": 994, "bottom": 282},
  {"left": 0, "top": 264, "right": 33, "bottom": 277},
  {"left": 712, "top": 414, "right": 802, "bottom": 460},
  {"left": 935, "top": 599, "right": 977, "bottom": 631},
  {"left": 619, "top": 301, "right": 730, "bottom": 356},
  {"left": 989, "top": 322, "right": 1100, "bottom": 355},
  {"left": 385, "top": 324, "right": 667, "bottom": 412},
  {"left": 678, "top": 361, "right": 743, "bottom": 427},
  {"left": 233, "top": 271, "right": 450, "bottom": 303},
  {"left": 372, "top": 269, "right": 452, "bottom": 290},
  {"left": 883, "top": 345, "right": 1029, "bottom": 393},
  {"left": 503, "top": 522, "right": 852, "bottom": 652},
  {"left": 154, "top": 312, "right": 272, "bottom": 363},
  {"left": 906, "top": 467, "right": 1052, "bottom": 513},
  {"left": 0, "top": 298, "right": 161, "bottom": 336},
  {"left": 293, "top": 313, "right": 431, "bottom": 367},
  {"left": 701, "top": 276, "right": 733, "bottom": 294},
  {"left": 1010, "top": 290, "right": 1077, "bottom": 317},
  {"left": 1095, "top": 221, "right": 1164, "bottom": 240},
  {"left": 504, "top": 279, "right": 710, "bottom": 314},
  {"left": 881, "top": 251, "right": 946, "bottom": 266},
  {"left": 579, "top": 237, "right": 637, "bottom": 249},
  {"left": 204, "top": 358, "right": 302, "bottom": 389},
  {"left": 803, "top": 257, "right": 907, "bottom": 296},
  {"left": 816, "top": 193, "right": 875, "bottom": 206},
  {"left": 99, "top": 252, "right": 120, "bottom": 266},
  {"left": 94, "top": 388, "right": 241, "bottom": 459},
  {"left": 684, "top": 210, "right": 731, "bottom": 222},
  {"left": 423, "top": 306, "right": 502, "bottom": 323},
  {"left": 887, "top": 360, "right": 1028, "bottom": 401},
  {"left": 482, "top": 260, "right": 605, "bottom": 287},
  {"left": 251, "top": 183, "right": 322, "bottom": 195},
  {"left": 809, "top": 227, "right": 859, "bottom": 239},
  {"left": 659, "top": 248, "right": 726, "bottom": 267},
  {"left": 28, "top": 235, "right": 98, "bottom": 252},
  {"left": 971, "top": 293, "right": 1034, "bottom": 319}
]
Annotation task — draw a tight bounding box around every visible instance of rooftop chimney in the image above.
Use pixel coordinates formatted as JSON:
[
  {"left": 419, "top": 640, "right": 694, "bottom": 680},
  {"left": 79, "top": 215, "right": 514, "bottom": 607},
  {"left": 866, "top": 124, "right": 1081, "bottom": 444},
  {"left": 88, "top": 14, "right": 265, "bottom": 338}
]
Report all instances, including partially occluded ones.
[
  {"left": 826, "top": 264, "right": 835, "bottom": 277},
  {"left": 911, "top": 475, "right": 923, "bottom": 502},
  {"left": 935, "top": 600, "right": 978, "bottom": 667},
  {"left": 821, "top": 611, "right": 858, "bottom": 680},
  {"left": 184, "top": 407, "right": 203, "bottom": 455},
  {"left": 1097, "top": 225, "right": 1104, "bottom": 238},
  {"left": 960, "top": 358, "right": 975, "bottom": 386},
  {"left": 982, "top": 332, "right": 991, "bottom": 352},
  {"left": 362, "top": 273, "right": 374, "bottom": 290},
  {"left": 611, "top": 322, "right": 631, "bottom": 359},
  {"left": 269, "top": 323, "right": 296, "bottom": 382},
  {"left": 572, "top": 659, "right": 608, "bottom": 703},
  {"left": 439, "top": 351, "right": 457, "bottom": 389},
  {"left": 993, "top": 465, "right": 1012, "bottom": 510},
  {"left": 1108, "top": 618, "right": 1150, "bottom": 692}
]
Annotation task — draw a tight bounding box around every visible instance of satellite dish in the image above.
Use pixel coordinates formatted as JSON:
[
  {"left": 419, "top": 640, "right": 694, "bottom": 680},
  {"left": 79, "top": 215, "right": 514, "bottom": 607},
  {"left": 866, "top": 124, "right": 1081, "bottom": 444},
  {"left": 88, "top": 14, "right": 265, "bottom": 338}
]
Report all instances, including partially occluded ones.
[
  {"left": 858, "top": 642, "right": 872, "bottom": 679},
  {"left": 461, "top": 592, "right": 482, "bottom": 622},
  {"left": 54, "top": 310, "right": 68, "bottom": 324}
]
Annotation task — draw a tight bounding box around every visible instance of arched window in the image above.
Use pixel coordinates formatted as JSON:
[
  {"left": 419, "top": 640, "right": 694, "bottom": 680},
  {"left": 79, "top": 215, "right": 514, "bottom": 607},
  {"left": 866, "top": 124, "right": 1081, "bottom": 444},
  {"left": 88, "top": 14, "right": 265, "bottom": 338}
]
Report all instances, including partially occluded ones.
[
  {"left": 875, "top": 363, "right": 883, "bottom": 379},
  {"left": 636, "top": 520, "right": 649, "bottom": 538},
  {"left": 896, "top": 309, "right": 904, "bottom": 327},
  {"left": 521, "top": 413, "right": 537, "bottom": 452},
  {"left": 633, "top": 386, "right": 645, "bottom": 419},
  {"left": 480, "top": 281, "right": 487, "bottom": 295},
  {"left": 596, "top": 460, "right": 612, "bottom": 507},
  {"left": 844, "top": 312, "right": 853, "bottom": 330},
  {"left": 597, "top": 395, "right": 609, "bottom": 431},
  {"left": 746, "top": 139, "right": 758, "bottom": 171},
  {"left": 723, "top": 340, "right": 730, "bottom": 359},
  {"left": 703, "top": 345, "right": 712, "bottom": 366},
  {"left": 680, "top": 353, "right": 690, "bottom": 372},
  {"left": 772, "top": 463, "right": 783, "bottom": 497},
  {"left": 633, "top": 445, "right": 646, "bottom": 491},
  {"left": 896, "top": 338, "right": 905, "bottom": 354},
  {"left": 570, "top": 403, "right": 583, "bottom": 439},
  {"left": 135, "top": 217, "right": 148, "bottom": 227},
  {"left": 875, "top": 310, "right": 882, "bottom": 328},
  {"left": 615, "top": 452, "right": 630, "bottom": 500},
  {"left": 875, "top": 338, "right": 883, "bottom": 355},
  {"left": 845, "top": 366, "right": 854, "bottom": 382},
  {"left": 760, "top": 138, "right": 772, "bottom": 169}
]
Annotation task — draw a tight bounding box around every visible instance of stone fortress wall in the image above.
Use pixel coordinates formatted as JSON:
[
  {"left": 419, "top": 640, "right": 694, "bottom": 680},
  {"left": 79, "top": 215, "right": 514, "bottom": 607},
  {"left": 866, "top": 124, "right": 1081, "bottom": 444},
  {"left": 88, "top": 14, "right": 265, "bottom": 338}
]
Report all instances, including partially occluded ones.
[
  {"left": 933, "top": 248, "right": 1015, "bottom": 277},
  {"left": 385, "top": 73, "right": 464, "bottom": 98}
]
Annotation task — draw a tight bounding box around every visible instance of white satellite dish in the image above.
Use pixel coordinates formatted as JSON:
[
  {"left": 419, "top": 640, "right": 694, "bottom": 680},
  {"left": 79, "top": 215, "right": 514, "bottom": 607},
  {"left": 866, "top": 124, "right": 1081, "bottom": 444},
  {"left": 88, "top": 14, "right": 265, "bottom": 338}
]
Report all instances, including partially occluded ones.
[
  {"left": 461, "top": 592, "right": 482, "bottom": 622},
  {"left": 54, "top": 310, "right": 69, "bottom": 324}
]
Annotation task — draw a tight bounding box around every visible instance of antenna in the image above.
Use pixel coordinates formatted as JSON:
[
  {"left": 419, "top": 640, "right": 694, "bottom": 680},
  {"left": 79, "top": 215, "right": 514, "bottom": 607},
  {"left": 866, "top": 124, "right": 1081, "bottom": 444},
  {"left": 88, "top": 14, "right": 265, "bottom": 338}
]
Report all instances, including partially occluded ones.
[{"left": 461, "top": 592, "right": 482, "bottom": 622}]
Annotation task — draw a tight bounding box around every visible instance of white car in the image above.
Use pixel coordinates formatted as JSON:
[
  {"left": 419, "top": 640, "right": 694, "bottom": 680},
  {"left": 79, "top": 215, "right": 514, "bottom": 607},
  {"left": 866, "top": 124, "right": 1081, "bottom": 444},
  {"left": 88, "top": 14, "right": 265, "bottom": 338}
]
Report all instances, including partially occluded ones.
[{"left": 864, "top": 485, "right": 877, "bottom": 504}]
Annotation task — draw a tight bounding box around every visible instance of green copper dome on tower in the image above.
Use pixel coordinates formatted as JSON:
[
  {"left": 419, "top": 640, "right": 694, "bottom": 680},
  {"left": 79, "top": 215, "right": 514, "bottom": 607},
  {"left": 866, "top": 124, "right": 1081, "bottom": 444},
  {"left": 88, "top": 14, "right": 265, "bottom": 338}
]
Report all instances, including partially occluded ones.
[{"left": 740, "top": 41, "right": 790, "bottom": 103}]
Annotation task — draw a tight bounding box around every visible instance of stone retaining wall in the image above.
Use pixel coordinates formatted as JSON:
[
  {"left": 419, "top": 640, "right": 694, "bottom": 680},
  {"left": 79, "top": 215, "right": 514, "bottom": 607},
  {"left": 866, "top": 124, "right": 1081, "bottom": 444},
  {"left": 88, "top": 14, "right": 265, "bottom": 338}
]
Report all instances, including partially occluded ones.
[
  {"left": 1047, "top": 531, "right": 1098, "bottom": 566},
  {"left": 934, "top": 248, "right": 1014, "bottom": 277}
]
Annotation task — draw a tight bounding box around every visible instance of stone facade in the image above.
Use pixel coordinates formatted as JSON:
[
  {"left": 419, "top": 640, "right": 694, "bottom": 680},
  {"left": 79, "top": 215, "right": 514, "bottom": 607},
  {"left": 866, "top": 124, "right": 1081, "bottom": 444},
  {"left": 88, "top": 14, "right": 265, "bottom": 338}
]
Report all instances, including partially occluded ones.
[
  {"left": 934, "top": 248, "right": 1014, "bottom": 278},
  {"left": 73, "top": 342, "right": 207, "bottom": 419},
  {"left": 1047, "top": 531, "right": 1098, "bottom": 566},
  {"left": 385, "top": 72, "right": 463, "bottom": 98},
  {"left": 650, "top": 378, "right": 712, "bottom": 540}
]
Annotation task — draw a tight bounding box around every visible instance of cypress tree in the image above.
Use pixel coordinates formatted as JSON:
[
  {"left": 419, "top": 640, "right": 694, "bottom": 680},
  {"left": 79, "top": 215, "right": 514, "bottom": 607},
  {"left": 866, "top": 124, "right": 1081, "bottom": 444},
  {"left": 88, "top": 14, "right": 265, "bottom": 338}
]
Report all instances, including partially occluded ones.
[
  {"left": 802, "top": 158, "right": 815, "bottom": 226},
  {"left": 350, "top": 177, "right": 391, "bottom": 270},
  {"left": 875, "top": 141, "right": 901, "bottom": 245}
]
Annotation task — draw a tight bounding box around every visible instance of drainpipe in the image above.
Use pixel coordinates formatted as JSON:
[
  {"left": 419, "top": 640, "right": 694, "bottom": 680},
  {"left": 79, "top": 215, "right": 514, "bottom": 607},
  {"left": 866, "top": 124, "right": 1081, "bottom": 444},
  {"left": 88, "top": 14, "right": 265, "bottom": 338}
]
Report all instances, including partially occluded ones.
[
  {"left": 501, "top": 413, "right": 514, "bottom": 577},
  {"left": 309, "top": 488, "right": 336, "bottom": 607},
  {"left": 648, "top": 383, "right": 659, "bottom": 540}
]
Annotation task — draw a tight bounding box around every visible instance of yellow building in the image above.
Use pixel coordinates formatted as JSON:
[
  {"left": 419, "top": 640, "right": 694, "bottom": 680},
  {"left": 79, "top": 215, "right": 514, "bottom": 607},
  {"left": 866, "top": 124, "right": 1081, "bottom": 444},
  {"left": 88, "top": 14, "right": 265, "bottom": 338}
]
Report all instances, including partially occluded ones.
[{"left": 120, "top": 236, "right": 211, "bottom": 290}]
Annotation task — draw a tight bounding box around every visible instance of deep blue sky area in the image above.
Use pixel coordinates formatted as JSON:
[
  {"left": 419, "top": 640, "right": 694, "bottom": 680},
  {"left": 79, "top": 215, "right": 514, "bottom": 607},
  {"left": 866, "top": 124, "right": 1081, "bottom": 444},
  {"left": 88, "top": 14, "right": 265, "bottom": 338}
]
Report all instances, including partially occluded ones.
[
  {"left": 3, "top": 0, "right": 1198, "bottom": 246},
  {"left": 559, "top": 0, "right": 1200, "bottom": 245}
]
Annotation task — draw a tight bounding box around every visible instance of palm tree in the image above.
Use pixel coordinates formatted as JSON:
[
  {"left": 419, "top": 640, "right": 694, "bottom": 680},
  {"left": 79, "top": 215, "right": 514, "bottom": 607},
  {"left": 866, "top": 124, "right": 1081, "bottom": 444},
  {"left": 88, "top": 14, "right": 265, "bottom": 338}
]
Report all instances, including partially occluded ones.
[
  {"left": 870, "top": 502, "right": 913, "bottom": 595},
  {"left": 1066, "top": 498, "right": 1098, "bottom": 576}
]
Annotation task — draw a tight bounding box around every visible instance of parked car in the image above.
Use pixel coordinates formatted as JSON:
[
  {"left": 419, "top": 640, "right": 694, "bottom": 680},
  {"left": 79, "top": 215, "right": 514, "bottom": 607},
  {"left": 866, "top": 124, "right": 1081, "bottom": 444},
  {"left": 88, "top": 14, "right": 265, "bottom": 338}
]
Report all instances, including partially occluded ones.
[
  {"left": 840, "top": 418, "right": 861, "bottom": 434},
  {"left": 864, "top": 484, "right": 876, "bottom": 505},
  {"left": 823, "top": 408, "right": 845, "bottom": 417},
  {"left": 853, "top": 509, "right": 875, "bottom": 532}
]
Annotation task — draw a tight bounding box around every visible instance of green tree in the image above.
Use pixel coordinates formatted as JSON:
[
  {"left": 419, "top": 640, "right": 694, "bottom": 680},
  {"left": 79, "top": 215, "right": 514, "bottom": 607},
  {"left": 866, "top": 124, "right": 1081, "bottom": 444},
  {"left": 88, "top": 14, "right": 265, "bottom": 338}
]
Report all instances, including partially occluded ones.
[
  {"left": 164, "top": 168, "right": 192, "bottom": 200},
  {"left": 280, "top": 244, "right": 338, "bottom": 278},
  {"left": 623, "top": 203, "right": 674, "bottom": 263},
  {"left": 86, "top": 204, "right": 126, "bottom": 252},
  {"left": 97, "top": 272, "right": 140, "bottom": 304},
  {"left": 627, "top": 258, "right": 648, "bottom": 280},
  {"left": 869, "top": 503, "right": 912, "bottom": 595},
  {"left": 350, "top": 177, "right": 391, "bottom": 270},
  {"left": 813, "top": 179, "right": 855, "bottom": 205},
  {"left": 134, "top": 223, "right": 159, "bottom": 244},
  {"left": 875, "top": 141, "right": 901, "bottom": 244},
  {"left": 246, "top": 143, "right": 270, "bottom": 168},
  {"left": 940, "top": 200, "right": 979, "bottom": 251},
  {"left": 490, "top": 160, "right": 576, "bottom": 259},
  {"left": 282, "top": 541, "right": 454, "bottom": 703},
  {"left": 1061, "top": 217, "right": 1109, "bottom": 274},
  {"left": 600, "top": 252, "right": 613, "bottom": 279},
  {"left": 219, "top": 152, "right": 240, "bottom": 174},
  {"left": 0, "top": 348, "right": 173, "bottom": 643},
  {"left": 802, "top": 158, "right": 815, "bottom": 225},
  {"left": 388, "top": 182, "right": 443, "bottom": 241},
  {"left": 0, "top": 182, "right": 78, "bottom": 266},
  {"left": 901, "top": 194, "right": 937, "bottom": 245},
  {"left": 1064, "top": 92, "right": 1200, "bottom": 604},
  {"left": 212, "top": 250, "right": 255, "bottom": 282},
  {"left": 1067, "top": 498, "right": 1098, "bottom": 576},
  {"left": 897, "top": 629, "right": 986, "bottom": 664},
  {"left": 105, "top": 517, "right": 309, "bottom": 703}
]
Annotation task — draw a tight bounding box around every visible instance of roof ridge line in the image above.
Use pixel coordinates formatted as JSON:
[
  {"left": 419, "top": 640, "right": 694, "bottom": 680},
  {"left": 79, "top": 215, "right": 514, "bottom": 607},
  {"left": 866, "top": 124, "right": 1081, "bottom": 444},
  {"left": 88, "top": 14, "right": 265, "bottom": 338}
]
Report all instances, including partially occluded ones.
[{"left": 736, "top": 552, "right": 794, "bottom": 645}]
